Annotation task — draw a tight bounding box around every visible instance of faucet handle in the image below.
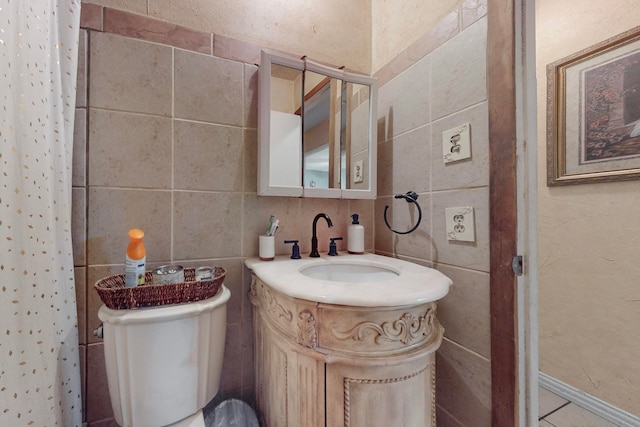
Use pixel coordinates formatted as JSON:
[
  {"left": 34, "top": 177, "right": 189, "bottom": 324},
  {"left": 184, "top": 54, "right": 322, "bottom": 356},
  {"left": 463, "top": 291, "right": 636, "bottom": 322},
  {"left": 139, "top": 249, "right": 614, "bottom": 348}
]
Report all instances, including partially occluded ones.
[
  {"left": 328, "top": 237, "right": 343, "bottom": 256},
  {"left": 284, "top": 240, "right": 301, "bottom": 259}
]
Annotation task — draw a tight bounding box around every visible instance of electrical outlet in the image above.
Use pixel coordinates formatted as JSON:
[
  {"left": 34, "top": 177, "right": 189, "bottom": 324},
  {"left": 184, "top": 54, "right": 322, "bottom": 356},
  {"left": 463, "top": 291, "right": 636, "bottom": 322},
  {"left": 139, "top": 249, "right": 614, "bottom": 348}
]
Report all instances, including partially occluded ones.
[
  {"left": 442, "top": 123, "right": 471, "bottom": 164},
  {"left": 445, "top": 207, "right": 475, "bottom": 242},
  {"left": 354, "top": 160, "right": 364, "bottom": 183}
]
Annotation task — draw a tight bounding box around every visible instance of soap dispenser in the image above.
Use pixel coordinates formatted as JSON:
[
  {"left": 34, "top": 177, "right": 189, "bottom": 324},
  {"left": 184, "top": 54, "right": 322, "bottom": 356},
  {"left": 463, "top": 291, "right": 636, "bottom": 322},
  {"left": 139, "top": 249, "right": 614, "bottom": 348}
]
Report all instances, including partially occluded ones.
[{"left": 347, "top": 214, "right": 364, "bottom": 254}]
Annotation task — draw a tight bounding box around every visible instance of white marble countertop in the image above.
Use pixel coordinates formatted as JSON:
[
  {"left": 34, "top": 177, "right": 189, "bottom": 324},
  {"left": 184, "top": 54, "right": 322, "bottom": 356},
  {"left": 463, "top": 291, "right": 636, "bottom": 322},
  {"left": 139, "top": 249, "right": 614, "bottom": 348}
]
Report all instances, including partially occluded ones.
[{"left": 245, "top": 252, "right": 452, "bottom": 307}]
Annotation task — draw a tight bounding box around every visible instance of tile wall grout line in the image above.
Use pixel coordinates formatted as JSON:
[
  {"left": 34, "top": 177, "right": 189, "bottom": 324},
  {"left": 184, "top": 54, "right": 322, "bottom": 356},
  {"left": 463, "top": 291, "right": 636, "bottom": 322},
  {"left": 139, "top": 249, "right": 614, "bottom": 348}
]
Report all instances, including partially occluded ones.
[
  {"left": 239, "top": 63, "right": 246, "bottom": 261},
  {"left": 428, "top": 52, "right": 434, "bottom": 262},
  {"left": 81, "top": 27, "right": 92, "bottom": 423},
  {"left": 170, "top": 46, "right": 175, "bottom": 262}
]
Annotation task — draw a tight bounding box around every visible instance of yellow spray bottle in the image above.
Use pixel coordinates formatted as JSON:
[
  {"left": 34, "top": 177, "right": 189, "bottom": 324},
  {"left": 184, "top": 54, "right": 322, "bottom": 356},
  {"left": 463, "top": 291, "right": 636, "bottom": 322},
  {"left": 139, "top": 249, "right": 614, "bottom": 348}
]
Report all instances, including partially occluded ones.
[{"left": 125, "top": 228, "right": 146, "bottom": 287}]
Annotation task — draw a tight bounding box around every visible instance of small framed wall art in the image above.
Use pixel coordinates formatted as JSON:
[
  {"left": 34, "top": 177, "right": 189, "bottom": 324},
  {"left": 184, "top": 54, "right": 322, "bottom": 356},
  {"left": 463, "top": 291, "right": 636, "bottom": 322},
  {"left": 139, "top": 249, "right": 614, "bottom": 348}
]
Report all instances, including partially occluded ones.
[{"left": 547, "top": 25, "right": 640, "bottom": 186}]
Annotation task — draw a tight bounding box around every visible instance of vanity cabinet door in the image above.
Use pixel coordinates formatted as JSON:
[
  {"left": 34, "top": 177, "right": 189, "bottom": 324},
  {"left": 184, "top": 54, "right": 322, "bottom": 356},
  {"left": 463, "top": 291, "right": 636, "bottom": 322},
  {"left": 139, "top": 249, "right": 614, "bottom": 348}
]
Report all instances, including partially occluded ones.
[
  {"left": 325, "top": 355, "right": 437, "bottom": 427},
  {"left": 255, "top": 312, "right": 289, "bottom": 427},
  {"left": 254, "top": 308, "right": 325, "bottom": 427}
]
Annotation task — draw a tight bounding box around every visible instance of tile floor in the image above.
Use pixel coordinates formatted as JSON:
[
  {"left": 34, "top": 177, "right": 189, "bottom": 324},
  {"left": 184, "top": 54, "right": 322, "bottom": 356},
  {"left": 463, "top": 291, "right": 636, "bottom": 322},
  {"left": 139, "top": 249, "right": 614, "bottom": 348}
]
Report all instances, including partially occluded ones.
[{"left": 539, "top": 387, "right": 618, "bottom": 426}]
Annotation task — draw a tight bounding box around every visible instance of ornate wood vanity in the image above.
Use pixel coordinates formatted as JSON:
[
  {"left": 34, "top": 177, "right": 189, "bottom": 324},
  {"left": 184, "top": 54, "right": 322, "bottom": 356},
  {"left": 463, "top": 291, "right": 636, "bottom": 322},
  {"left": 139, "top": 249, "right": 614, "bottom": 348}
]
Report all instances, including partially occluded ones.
[{"left": 249, "top": 275, "right": 444, "bottom": 427}]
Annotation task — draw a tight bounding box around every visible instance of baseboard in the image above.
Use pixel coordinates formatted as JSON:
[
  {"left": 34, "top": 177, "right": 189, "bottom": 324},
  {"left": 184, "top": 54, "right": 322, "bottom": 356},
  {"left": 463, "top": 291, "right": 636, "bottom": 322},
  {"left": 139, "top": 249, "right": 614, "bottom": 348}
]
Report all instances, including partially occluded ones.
[{"left": 539, "top": 372, "right": 640, "bottom": 427}]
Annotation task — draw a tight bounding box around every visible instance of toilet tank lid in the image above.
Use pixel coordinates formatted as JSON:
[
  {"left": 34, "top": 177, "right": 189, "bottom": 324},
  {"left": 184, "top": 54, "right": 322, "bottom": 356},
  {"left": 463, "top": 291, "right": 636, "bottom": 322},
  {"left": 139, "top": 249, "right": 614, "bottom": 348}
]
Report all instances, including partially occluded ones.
[{"left": 98, "top": 285, "right": 230, "bottom": 325}]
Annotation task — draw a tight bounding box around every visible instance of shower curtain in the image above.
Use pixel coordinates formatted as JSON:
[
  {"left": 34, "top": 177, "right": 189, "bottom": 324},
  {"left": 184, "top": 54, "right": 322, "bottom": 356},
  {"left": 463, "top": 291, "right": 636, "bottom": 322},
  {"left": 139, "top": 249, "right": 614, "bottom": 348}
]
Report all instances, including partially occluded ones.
[{"left": 0, "top": 1, "right": 82, "bottom": 426}]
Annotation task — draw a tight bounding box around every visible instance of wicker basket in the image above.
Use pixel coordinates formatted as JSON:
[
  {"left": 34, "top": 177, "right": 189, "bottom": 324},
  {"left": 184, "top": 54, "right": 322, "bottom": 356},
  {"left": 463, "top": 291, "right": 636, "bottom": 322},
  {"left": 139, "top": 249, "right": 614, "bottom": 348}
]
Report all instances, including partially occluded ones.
[{"left": 94, "top": 266, "right": 225, "bottom": 310}]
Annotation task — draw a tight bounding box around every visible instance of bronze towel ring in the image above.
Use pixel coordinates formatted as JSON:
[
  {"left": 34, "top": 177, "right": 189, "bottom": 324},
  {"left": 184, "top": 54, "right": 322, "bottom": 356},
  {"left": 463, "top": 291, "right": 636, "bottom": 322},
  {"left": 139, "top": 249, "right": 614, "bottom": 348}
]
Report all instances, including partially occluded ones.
[{"left": 383, "top": 191, "right": 422, "bottom": 235}]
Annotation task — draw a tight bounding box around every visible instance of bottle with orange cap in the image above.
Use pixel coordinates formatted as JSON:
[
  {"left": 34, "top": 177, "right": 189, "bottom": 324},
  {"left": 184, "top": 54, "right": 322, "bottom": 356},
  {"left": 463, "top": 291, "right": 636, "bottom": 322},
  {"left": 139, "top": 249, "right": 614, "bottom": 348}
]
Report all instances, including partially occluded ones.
[{"left": 125, "top": 228, "right": 146, "bottom": 287}]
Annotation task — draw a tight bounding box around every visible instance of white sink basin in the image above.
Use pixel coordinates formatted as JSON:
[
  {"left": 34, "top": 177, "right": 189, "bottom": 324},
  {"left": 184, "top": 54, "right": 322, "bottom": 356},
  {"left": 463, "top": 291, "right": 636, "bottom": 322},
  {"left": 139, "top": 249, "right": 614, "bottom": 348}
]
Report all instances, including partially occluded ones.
[
  {"left": 245, "top": 253, "right": 451, "bottom": 307},
  {"left": 301, "top": 263, "right": 399, "bottom": 282}
]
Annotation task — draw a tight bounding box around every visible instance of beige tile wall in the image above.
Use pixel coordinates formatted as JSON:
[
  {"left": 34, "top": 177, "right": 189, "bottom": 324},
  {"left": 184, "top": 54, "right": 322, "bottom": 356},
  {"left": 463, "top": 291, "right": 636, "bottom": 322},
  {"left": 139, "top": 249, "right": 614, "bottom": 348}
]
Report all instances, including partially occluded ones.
[
  {"left": 374, "top": 10, "right": 491, "bottom": 427},
  {"left": 73, "top": 8, "right": 373, "bottom": 426},
  {"left": 74, "top": 1, "right": 488, "bottom": 425}
]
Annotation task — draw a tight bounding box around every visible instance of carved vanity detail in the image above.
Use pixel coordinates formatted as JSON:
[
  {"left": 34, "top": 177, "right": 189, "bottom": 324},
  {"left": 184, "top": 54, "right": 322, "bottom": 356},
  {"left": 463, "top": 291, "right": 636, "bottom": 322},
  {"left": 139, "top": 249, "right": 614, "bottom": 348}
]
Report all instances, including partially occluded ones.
[{"left": 249, "top": 275, "right": 445, "bottom": 427}]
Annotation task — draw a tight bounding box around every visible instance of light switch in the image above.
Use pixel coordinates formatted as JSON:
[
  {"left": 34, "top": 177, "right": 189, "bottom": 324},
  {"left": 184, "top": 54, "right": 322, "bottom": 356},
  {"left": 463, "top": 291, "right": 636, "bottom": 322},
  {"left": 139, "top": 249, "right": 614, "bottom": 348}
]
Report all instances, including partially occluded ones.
[
  {"left": 354, "top": 160, "right": 364, "bottom": 183},
  {"left": 442, "top": 123, "right": 471, "bottom": 164},
  {"left": 445, "top": 207, "right": 475, "bottom": 242}
]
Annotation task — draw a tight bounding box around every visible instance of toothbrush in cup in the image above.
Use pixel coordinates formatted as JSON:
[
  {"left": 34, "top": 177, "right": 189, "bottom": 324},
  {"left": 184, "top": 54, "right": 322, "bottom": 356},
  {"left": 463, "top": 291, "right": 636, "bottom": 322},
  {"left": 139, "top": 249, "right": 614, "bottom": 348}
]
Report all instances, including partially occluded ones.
[
  {"left": 267, "top": 219, "right": 279, "bottom": 236},
  {"left": 266, "top": 215, "right": 275, "bottom": 235}
]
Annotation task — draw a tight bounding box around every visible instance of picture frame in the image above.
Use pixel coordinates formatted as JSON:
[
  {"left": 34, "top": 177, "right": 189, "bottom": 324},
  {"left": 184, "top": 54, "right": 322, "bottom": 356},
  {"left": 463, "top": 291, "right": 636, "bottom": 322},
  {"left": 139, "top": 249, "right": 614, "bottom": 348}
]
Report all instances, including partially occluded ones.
[{"left": 547, "top": 25, "right": 640, "bottom": 186}]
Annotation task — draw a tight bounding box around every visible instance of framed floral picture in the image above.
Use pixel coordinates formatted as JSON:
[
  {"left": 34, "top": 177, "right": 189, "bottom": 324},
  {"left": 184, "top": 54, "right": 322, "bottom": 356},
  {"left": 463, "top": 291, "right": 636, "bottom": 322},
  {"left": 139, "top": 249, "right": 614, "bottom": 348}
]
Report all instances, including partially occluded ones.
[{"left": 547, "top": 25, "right": 640, "bottom": 185}]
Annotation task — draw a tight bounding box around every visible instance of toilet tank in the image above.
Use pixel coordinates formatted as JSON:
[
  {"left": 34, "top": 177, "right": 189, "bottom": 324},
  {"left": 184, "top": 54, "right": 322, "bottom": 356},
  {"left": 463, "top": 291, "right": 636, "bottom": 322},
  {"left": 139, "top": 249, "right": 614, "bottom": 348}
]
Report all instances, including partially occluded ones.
[{"left": 98, "top": 286, "right": 230, "bottom": 427}]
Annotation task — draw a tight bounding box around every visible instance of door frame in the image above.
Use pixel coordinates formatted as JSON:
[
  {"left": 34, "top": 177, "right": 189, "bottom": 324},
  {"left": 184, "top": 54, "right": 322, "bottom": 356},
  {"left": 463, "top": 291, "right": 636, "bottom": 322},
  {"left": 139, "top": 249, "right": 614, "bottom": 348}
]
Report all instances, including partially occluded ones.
[{"left": 487, "top": 0, "right": 538, "bottom": 425}]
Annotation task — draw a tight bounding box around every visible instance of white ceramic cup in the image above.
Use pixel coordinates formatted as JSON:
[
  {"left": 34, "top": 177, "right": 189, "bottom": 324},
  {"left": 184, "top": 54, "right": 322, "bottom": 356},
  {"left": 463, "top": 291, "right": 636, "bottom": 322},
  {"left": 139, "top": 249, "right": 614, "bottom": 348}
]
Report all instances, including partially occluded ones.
[{"left": 259, "top": 235, "right": 275, "bottom": 261}]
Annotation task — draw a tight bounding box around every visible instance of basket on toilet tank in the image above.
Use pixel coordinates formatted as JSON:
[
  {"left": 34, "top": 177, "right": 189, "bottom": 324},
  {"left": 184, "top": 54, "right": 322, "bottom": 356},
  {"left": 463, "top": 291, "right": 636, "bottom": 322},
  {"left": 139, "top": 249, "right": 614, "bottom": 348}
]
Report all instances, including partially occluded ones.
[{"left": 94, "top": 266, "right": 225, "bottom": 309}]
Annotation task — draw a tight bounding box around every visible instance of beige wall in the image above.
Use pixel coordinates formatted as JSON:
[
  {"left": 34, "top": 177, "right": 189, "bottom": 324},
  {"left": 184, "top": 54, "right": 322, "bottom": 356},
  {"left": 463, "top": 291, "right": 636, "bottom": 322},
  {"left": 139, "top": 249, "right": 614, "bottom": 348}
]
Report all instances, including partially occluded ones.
[
  {"left": 536, "top": 0, "right": 640, "bottom": 415},
  {"left": 85, "top": 0, "right": 372, "bottom": 73},
  {"left": 84, "top": 0, "right": 470, "bottom": 75},
  {"left": 371, "top": 0, "right": 460, "bottom": 72}
]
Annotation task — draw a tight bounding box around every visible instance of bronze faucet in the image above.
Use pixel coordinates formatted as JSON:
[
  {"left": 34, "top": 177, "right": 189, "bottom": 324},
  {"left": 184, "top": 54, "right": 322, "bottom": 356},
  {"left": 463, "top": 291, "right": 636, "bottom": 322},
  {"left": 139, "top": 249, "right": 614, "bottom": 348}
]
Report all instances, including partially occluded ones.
[{"left": 310, "top": 213, "right": 333, "bottom": 257}]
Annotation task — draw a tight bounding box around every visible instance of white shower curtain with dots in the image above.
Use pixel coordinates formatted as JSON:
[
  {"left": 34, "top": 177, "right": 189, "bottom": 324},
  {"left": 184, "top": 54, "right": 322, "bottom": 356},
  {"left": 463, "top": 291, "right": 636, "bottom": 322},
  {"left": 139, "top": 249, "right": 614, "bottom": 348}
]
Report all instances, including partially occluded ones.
[{"left": 0, "top": 1, "right": 82, "bottom": 426}]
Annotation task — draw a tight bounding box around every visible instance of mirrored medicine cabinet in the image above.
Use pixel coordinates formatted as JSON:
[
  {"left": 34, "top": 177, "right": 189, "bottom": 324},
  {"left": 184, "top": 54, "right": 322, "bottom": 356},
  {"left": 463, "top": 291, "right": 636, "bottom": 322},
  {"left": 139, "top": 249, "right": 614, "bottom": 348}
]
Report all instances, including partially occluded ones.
[{"left": 258, "top": 49, "right": 378, "bottom": 199}]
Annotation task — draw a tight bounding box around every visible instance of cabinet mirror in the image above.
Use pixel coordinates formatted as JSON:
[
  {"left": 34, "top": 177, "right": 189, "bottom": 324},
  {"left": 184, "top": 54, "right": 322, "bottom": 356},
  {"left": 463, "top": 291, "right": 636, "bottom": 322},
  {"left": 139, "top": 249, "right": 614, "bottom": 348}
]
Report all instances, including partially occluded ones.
[{"left": 258, "top": 50, "right": 377, "bottom": 199}]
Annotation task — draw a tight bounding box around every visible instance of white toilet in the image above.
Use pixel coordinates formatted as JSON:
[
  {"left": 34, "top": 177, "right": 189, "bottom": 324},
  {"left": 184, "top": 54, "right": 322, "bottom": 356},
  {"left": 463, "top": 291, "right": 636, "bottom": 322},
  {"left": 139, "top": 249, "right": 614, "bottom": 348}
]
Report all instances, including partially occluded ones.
[{"left": 98, "top": 285, "right": 259, "bottom": 427}]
